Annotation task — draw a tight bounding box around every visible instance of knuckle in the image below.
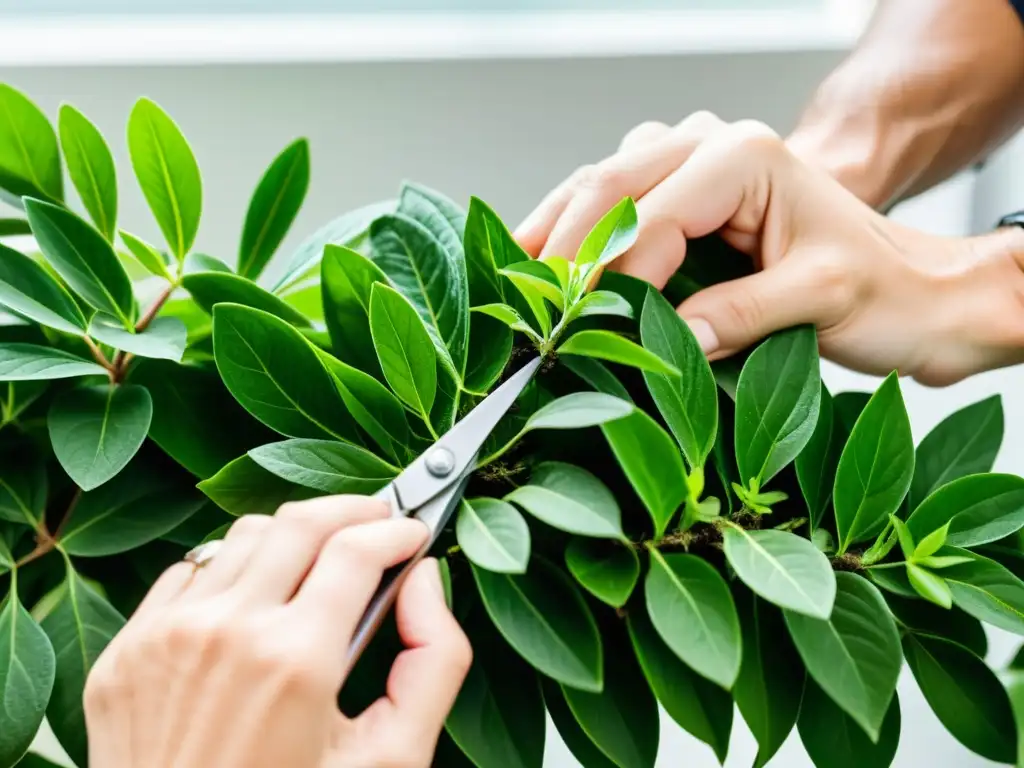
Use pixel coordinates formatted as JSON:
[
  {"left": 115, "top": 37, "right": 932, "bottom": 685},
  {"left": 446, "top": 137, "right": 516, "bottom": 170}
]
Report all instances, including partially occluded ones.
[
  {"left": 274, "top": 500, "right": 322, "bottom": 524},
  {"left": 227, "top": 513, "right": 271, "bottom": 539},
  {"left": 810, "top": 253, "right": 857, "bottom": 310},
  {"left": 675, "top": 109, "right": 723, "bottom": 134},
  {"left": 724, "top": 285, "right": 765, "bottom": 337},
  {"left": 723, "top": 120, "right": 783, "bottom": 155},
  {"left": 570, "top": 163, "right": 625, "bottom": 194},
  {"left": 83, "top": 657, "right": 119, "bottom": 709},
  {"left": 619, "top": 120, "right": 669, "bottom": 149},
  {"left": 321, "top": 529, "right": 381, "bottom": 573}
]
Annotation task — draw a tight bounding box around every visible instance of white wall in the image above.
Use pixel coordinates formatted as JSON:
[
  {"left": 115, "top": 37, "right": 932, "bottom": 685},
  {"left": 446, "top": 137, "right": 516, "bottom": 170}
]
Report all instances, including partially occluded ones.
[{"left": 3, "top": 43, "right": 1021, "bottom": 768}]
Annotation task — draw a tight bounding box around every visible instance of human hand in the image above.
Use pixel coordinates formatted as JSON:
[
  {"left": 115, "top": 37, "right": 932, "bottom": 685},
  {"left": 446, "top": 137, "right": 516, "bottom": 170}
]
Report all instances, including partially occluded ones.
[
  {"left": 515, "top": 113, "right": 1024, "bottom": 385},
  {"left": 83, "top": 496, "right": 472, "bottom": 768}
]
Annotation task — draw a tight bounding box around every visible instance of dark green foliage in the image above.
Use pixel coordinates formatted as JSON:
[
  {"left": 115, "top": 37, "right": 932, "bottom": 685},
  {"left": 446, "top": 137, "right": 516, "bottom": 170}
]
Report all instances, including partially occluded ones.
[{"left": 0, "top": 82, "right": 1020, "bottom": 768}]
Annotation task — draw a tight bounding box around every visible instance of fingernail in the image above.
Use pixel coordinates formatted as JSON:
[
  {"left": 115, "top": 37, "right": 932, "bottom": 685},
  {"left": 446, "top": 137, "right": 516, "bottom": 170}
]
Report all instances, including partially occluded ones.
[{"left": 686, "top": 318, "right": 720, "bottom": 356}]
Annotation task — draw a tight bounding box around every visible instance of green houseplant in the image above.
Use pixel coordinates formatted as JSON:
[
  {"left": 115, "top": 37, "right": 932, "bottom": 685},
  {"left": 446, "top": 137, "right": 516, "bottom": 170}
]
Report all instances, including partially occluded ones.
[{"left": 1, "top": 81, "right": 1024, "bottom": 768}]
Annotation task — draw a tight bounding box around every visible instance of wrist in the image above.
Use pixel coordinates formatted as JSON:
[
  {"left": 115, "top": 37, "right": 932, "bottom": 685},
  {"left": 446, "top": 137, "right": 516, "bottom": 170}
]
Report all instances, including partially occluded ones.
[{"left": 785, "top": 126, "right": 893, "bottom": 211}]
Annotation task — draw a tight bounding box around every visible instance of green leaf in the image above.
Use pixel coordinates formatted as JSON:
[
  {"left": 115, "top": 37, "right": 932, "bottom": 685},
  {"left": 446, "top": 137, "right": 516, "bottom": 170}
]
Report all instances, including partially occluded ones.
[
  {"left": 568, "top": 290, "right": 634, "bottom": 323},
  {"left": 24, "top": 197, "right": 133, "bottom": 327},
  {"left": 119, "top": 230, "right": 173, "bottom": 281},
  {"left": 907, "top": 562, "right": 952, "bottom": 607},
  {"left": 602, "top": 411, "right": 686, "bottom": 537},
  {"left": 523, "top": 392, "right": 632, "bottom": 433},
  {"left": 834, "top": 372, "right": 914, "bottom": 554},
  {"left": 248, "top": 438, "right": 396, "bottom": 496},
  {"left": 941, "top": 549, "right": 1024, "bottom": 634},
  {"left": 893, "top": 517, "right": 915, "bottom": 559},
  {"left": 627, "top": 608, "right": 732, "bottom": 764},
  {"left": 732, "top": 591, "right": 803, "bottom": 768},
  {"left": 87, "top": 314, "right": 186, "bottom": 362},
  {"left": 58, "top": 104, "right": 117, "bottom": 241},
  {"left": 723, "top": 527, "right": 836, "bottom": 619},
  {"left": 914, "top": 521, "right": 949, "bottom": 559},
  {"left": 463, "top": 312, "right": 512, "bottom": 394},
  {"left": 0, "top": 448, "right": 46, "bottom": 528},
  {"left": 542, "top": 678, "right": 617, "bottom": 768},
  {"left": 59, "top": 460, "right": 206, "bottom": 556},
  {"left": 833, "top": 391, "right": 871, "bottom": 433},
  {"left": 576, "top": 197, "right": 638, "bottom": 268},
  {"left": 369, "top": 283, "right": 438, "bottom": 419},
  {"left": 561, "top": 631, "right": 659, "bottom": 768},
  {"left": 42, "top": 565, "right": 126, "bottom": 768},
  {"left": 197, "top": 454, "right": 318, "bottom": 516},
  {"left": 320, "top": 244, "right": 389, "bottom": 378},
  {"left": 128, "top": 359, "right": 275, "bottom": 480},
  {"left": 501, "top": 270, "right": 551, "bottom": 337},
  {"left": 506, "top": 461, "right": 623, "bottom": 540},
  {"left": 558, "top": 330, "right": 679, "bottom": 376},
  {"left": 796, "top": 383, "right": 842, "bottom": 530},
  {"left": 645, "top": 550, "right": 741, "bottom": 689},
  {"left": 183, "top": 271, "right": 310, "bottom": 327},
  {"left": 640, "top": 288, "right": 717, "bottom": 469},
  {"left": 884, "top": 593, "right": 988, "bottom": 657},
  {"left": 734, "top": 326, "right": 821, "bottom": 486},
  {"left": 0, "top": 242, "right": 88, "bottom": 335},
  {"left": 316, "top": 350, "right": 411, "bottom": 463},
  {"left": 561, "top": 356, "right": 632, "bottom": 402},
  {"left": 397, "top": 182, "right": 466, "bottom": 266},
  {"left": 445, "top": 621, "right": 545, "bottom": 768},
  {"left": 238, "top": 138, "right": 309, "bottom": 278},
  {"left": 127, "top": 98, "right": 202, "bottom": 260},
  {"left": 470, "top": 303, "right": 537, "bottom": 339},
  {"left": 902, "top": 633, "right": 1016, "bottom": 762},
  {"left": 48, "top": 383, "right": 152, "bottom": 491},
  {"left": 909, "top": 394, "right": 1003, "bottom": 512},
  {"left": 212, "top": 303, "right": 360, "bottom": 441},
  {"left": 463, "top": 197, "right": 528, "bottom": 306},
  {"left": 0, "top": 84, "right": 62, "bottom": 204},
  {"left": 471, "top": 557, "right": 603, "bottom": 692},
  {"left": 866, "top": 566, "right": 918, "bottom": 600},
  {"left": 905, "top": 473, "right": 1024, "bottom": 549},
  {"left": 0, "top": 219, "right": 31, "bottom": 237},
  {"left": 784, "top": 573, "right": 901, "bottom": 741},
  {"left": 0, "top": 344, "right": 106, "bottom": 381},
  {"left": 13, "top": 753, "right": 65, "bottom": 768},
  {"left": 369, "top": 213, "right": 469, "bottom": 375},
  {"left": 501, "top": 261, "right": 564, "bottom": 309},
  {"left": 799, "top": 681, "right": 900, "bottom": 768},
  {"left": 456, "top": 498, "right": 530, "bottom": 574},
  {"left": 565, "top": 538, "right": 639, "bottom": 608},
  {"left": 0, "top": 587, "right": 55, "bottom": 768}
]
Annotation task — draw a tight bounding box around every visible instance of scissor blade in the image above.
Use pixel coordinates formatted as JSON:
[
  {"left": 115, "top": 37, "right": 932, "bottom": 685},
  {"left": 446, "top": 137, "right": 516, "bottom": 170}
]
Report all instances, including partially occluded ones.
[{"left": 389, "top": 356, "right": 541, "bottom": 512}]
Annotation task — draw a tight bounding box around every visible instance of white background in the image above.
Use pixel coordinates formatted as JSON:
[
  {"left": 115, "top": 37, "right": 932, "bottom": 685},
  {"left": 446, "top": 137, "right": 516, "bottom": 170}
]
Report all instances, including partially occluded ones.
[{"left": 3, "top": 0, "right": 1024, "bottom": 764}]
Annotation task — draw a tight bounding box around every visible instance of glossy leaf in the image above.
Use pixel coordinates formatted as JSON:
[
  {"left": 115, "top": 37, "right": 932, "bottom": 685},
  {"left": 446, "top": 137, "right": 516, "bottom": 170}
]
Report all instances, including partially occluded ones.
[
  {"left": 197, "top": 454, "right": 318, "bottom": 516},
  {"left": 785, "top": 573, "right": 901, "bottom": 741},
  {"left": 119, "top": 230, "right": 173, "bottom": 281},
  {"left": 503, "top": 272, "right": 551, "bottom": 337},
  {"left": 834, "top": 372, "right": 914, "bottom": 554},
  {"left": 88, "top": 314, "right": 186, "bottom": 362},
  {"left": 542, "top": 678, "right": 617, "bottom": 768},
  {"left": 369, "top": 213, "right": 469, "bottom": 375},
  {"left": 42, "top": 566, "right": 126, "bottom": 768},
  {"left": 184, "top": 271, "right": 310, "bottom": 327},
  {"left": 576, "top": 197, "right": 638, "bottom": 268},
  {"left": 734, "top": 326, "right": 821, "bottom": 486},
  {"left": 523, "top": 392, "right": 632, "bottom": 433},
  {"left": 320, "top": 244, "right": 391, "bottom": 378},
  {"left": 0, "top": 84, "right": 62, "bottom": 204},
  {"left": 733, "top": 592, "right": 803, "bottom": 768},
  {"left": 0, "top": 242, "right": 87, "bottom": 335},
  {"left": 909, "top": 394, "right": 1003, "bottom": 512},
  {"left": 506, "top": 461, "right": 623, "bottom": 540},
  {"left": 213, "top": 304, "right": 360, "bottom": 441},
  {"left": 723, "top": 527, "right": 836, "bottom": 619},
  {"left": 48, "top": 383, "right": 152, "bottom": 491},
  {"left": 570, "top": 290, "right": 634, "bottom": 322},
  {"left": 0, "top": 343, "right": 107, "bottom": 381},
  {"left": 0, "top": 587, "right": 55, "bottom": 768},
  {"left": 603, "top": 411, "right": 686, "bottom": 537},
  {"left": 127, "top": 98, "right": 202, "bottom": 260},
  {"left": 902, "top": 633, "right": 1016, "bottom": 762},
  {"left": 470, "top": 303, "right": 537, "bottom": 338},
  {"left": 456, "top": 498, "right": 530, "bottom": 574},
  {"left": 0, "top": 219, "right": 31, "bottom": 237},
  {"left": 0, "top": 449, "right": 45, "bottom": 527},
  {"left": 464, "top": 312, "right": 512, "bottom": 394},
  {"left": 369, "top": 283, "right": 437, "bottom": 418},
  {"left": 472, "top": 558, "right": 603, "bottom": 692},
  {"left": 24, "top": 197, "right": 134, "bottom": 326},
  {"left": 500, "top": 261, "right": 564, "bottom": 309},
  {"left": 558, "top": 330, "right": 679, "bottom": 376},
  {"left": 628, "top": 609, "right": 732, "bottom": 764},
  {"left": 645, "top": 550, "right": 741, "bottom": 689},
  {"left": 640, "top": 288, "right": 717, "bottom": 469},
  {"left": 907, "top": 563, "right": 952, "bottom": 608},
  {"left": 796, "top": 382, "right": 842, "bottom": 530},
  {"left": 941, "top": 549, "right": 1024, "bottom": 635},
  {"left": 397, "top": 182, "right": 466, "bottom": 267},
  {"left": 799, "top": 681, "right": 901, "bottom": 768},
  {"left": 883, "top": 593, "right": 988, "bottom": 657},
  {"left": 249, "top": 439, "right": 396, "bottom": 496},
  {"left": 565, "top": 538, "right": 639, "bottom": 608},
  {"left": 561, "top": 356, "right": 632, "bottom": 401},
  {"left": 58, "top": 104, "right": 117, "bottom": 240},
  {"left": 905, "top": 473, "right": 1024, "bottom": 548},
  {"left": 463, "top": 196, "right": 528, "bottom": 306},
  {"left": 238, "top": 138, "right": 309, "bottom": 278}
]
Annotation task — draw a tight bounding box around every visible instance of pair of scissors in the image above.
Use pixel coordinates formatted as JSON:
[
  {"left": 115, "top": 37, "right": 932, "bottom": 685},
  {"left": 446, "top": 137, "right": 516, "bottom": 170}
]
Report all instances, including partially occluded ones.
[{"left": 347, "top": 355, "right": 542, "bottom": 665}]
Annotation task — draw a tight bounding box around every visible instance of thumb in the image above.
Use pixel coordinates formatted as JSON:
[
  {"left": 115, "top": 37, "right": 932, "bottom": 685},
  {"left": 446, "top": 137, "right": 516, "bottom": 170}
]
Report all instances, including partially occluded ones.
[{"left": 677, "top": 256, "right": 837, "bottom": 359}]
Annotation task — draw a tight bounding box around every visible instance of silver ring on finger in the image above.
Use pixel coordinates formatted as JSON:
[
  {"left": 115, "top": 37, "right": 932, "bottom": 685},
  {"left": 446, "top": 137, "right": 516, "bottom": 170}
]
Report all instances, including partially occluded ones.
[{"left": 184, "top": 540, "right": 223, "bottom": 570}]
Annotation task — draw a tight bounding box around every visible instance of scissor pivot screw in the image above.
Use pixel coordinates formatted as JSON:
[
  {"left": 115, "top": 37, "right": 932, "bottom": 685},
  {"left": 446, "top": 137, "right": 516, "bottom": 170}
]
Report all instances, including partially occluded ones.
[{"left": 425, "top": 447, "right": 456, "bottom": 478}]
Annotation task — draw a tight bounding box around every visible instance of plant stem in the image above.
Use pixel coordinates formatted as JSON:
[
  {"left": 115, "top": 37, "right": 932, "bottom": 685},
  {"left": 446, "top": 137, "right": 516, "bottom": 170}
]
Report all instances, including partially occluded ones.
[
  {"left": 111, "top": 281, "right": 178, "bottom": 381},
  {"left": 16, "top": 487, "right": 82, "bottom": 568},
  {"left": 83, "top": 336, "right": 114, "bottom": 373},
  {"left": 475, "top": 427, "right": 526, "bottom": 470}
]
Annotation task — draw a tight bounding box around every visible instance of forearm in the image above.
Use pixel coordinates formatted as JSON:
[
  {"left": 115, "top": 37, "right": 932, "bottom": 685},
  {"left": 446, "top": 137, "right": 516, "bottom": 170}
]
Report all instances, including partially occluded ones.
[{"left": 786, "top": 0, "right": 1024, "bottom": 210}]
